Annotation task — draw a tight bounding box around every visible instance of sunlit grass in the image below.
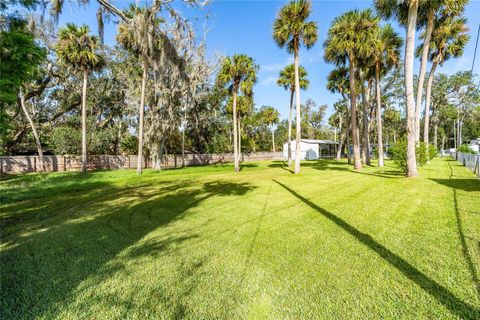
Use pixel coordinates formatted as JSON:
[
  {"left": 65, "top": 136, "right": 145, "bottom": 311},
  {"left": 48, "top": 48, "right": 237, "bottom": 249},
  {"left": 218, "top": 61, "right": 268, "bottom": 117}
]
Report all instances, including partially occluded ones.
[{"left": 1, "top": 158, "right": 479, "bottom": 319}]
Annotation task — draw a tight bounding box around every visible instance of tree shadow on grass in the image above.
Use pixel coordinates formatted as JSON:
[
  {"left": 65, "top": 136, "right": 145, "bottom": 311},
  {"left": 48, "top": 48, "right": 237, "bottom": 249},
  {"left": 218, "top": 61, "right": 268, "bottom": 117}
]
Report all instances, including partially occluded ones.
[
  {"left": 239, "top": 163, "right": 259, "bottom": 171},
  {"left": 0, "top": 177, "right": 256, "bottom": 319},
  {"left": 300, "top": 160, "right": 405, "bottom": 179},
  {"left": 273, "top": 179, "right": 480, "bottom": 319},
  {"left": 268, "top": 161, "right": 293, "bottom": 174}
]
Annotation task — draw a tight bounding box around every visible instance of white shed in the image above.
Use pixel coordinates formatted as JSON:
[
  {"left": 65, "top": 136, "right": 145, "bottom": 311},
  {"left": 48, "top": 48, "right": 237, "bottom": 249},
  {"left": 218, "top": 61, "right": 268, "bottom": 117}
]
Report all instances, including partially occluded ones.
[{"left": 282, "top": 139, "right": 338, "bottom": 160}]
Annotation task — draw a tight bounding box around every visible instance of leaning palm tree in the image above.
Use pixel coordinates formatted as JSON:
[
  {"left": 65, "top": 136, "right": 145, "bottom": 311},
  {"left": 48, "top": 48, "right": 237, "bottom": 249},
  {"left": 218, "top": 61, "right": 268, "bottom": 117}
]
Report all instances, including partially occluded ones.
[
  {"left": 273, "top": 0, "right": 318, "bottom": 174},
  {"left": 117, "top": 4, "right": 162, "bottom": 174},
  {"left": 216, "top": 54, "right": 258, "bottom": 172},
  {"left": 413, "top": 0, "right": 468, "bottom": 143},
  {"left": 324, "top": 9, "right": 378, "bottom": 171},
  {"left": 277, "top": 64, "right": 309, "bottom": 167},
  {"left": 55, "top": 23, "right": 103, "bottom": 174},
  {"left": 373, "top": 24, "right": 402, "bottom": 167},
  {"left": 326, "top": 67, "right": 351, "bottom": 164},
  {"left": 420, "top": 16, "right": 469, "bottom": 148}
]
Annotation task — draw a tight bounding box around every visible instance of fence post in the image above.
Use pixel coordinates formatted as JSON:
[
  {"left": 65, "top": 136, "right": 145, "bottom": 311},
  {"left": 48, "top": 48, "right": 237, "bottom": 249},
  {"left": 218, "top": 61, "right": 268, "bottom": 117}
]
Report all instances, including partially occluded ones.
[{"left": 33, "top": 157, "right": 37, "bottom": 172}]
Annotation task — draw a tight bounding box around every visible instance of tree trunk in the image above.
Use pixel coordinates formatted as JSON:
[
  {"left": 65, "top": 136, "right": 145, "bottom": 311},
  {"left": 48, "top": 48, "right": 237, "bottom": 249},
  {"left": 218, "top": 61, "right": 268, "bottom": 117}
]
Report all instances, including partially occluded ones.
[
  {"left": 375, "top": 62, "right": 385, "bottom": 167},
  {"left": 238, "top": 115, "right": 242, "bottom": 163},
  {"left": 349, "top": 58, "right": 362, "bottom": 170},
  {"left": 293, "top": 47, "right": 302, "bottom": 174},
  {"left": 137, "top": 58, "right": 148, "bottom": 174},
  {"left": 182, "top": 127, "right": 185, "bottom": 167},
  {"left": 361, "top": 78, "right": 371, "bottom": 165},
  {"left": 423, "top": 60, "right": 437, "bottom": 148},
  {"left": 232, "top": 88, "right": 239, "bottom": 172},
  {"left": 434, "top": 123, "right": 438, "bottom": 150},
  {"left": 81, "top": 69, "right": 88, "bottom": 174},
  {"left": 336, "top": 115, "right": 344, "bottom": 161},
  {"left": 272, "top": 127, "right": 275, "bottom": 152},
  {"left": 287, "top": 89, "right": 294, "bottom": 167},
  {"left": 343, "top": 94, "right": 351, "bottom": 164},
  {"left": 393, "top": 130, "right": 397, "bottom": 144},
  {"left": 19, "top": 89, "right": 45, "bottom": 172},
  {"left": 405, "top": 0, "right": 419, "bottom": 177},
  {"left": 415, "top": 10, "right": 434, "bottom": 143}
]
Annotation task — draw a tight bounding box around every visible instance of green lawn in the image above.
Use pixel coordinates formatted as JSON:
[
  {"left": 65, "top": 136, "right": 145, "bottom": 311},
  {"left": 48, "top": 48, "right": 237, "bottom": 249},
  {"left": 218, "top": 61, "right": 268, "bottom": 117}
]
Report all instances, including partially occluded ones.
[{"left": 1, "top": 157, "right": 479, "bottom": 319}]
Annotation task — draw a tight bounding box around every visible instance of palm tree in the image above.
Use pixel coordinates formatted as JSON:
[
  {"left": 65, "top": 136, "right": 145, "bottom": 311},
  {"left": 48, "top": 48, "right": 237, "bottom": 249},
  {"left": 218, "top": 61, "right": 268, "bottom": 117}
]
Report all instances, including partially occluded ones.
[
  {"left": 413, "top": 0, "right": 468, "bottom": 143},
  {"left": 216, "top": 54, "right": 258, "bottom": 172},
  {"left": 277, "top": 64, "right": 309, "bottom": 167},
  {"left": 375, "top": 0, "right": 418, "bottom": 177},
  {"left": 117, "top": 4, "right": 162, "bottom": 174},
  {"left": 55, "top": 23, "right": 103, "bottom": 174},
  {"left": 420, "top": 16, "right": 469, "bottom": 148},
  {"left": 260, "top": 106, "right": 281, "bottom": 152},
  {"left": 373, "top": 24, "right": 402, "bottom": 167},
  {"left": 326, "top": 67, "right": 351, "bottom": 164},
  {"left": 273, "top": 0, "right": 318, "bottom": 174},
  {"left": 324, "top": 9, "right": 378, "bottom": 171}
]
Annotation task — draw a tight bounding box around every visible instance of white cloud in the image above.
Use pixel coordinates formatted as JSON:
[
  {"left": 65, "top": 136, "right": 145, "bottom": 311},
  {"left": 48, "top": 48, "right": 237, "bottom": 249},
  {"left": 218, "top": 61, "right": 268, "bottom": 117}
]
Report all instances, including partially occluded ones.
[{"left": 260, "top": 76, "right": 277, "bottom": 87}]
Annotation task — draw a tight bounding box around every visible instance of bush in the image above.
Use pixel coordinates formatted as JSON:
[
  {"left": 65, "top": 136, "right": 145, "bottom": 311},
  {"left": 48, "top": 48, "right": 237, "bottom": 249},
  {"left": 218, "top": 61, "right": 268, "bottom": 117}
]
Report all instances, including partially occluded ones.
[
  {"left": 416, "top": 142, "right": 428, "bottom": 166},
  {"left": 428, "top": 145, "right": 437, "bottom": 160},
  {"left": 390, "top": 139, "right": 408, "bottom": 173},
  {"left": 457, "top": 144, "right": 477, "bottom": 154}
]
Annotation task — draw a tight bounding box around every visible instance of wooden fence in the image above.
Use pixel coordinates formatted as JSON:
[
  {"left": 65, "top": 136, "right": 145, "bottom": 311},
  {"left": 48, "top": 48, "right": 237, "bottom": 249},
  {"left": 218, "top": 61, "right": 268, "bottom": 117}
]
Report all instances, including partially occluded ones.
[{"left": 0, "top": 152, "right": 284, "bottom": 174}]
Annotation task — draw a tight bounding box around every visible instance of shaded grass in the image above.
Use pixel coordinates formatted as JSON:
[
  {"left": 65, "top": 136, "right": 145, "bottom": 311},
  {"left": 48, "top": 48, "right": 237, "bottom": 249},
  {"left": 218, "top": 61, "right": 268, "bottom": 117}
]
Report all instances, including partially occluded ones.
[{"left": 1, "top": 158, "right": 479, "bottom": 319}]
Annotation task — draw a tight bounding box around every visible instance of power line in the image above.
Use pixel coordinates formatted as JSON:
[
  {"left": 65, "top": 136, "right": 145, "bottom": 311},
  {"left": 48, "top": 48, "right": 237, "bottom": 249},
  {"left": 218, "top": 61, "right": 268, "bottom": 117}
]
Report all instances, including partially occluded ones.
[{"left": 472, "top": 24, "right": 480, "bottom": 74}]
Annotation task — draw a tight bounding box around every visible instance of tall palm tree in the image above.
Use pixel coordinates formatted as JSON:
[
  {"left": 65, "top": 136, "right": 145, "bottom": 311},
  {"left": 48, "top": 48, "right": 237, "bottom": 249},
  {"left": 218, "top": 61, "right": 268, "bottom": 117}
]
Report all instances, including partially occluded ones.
[
  {"left": 117, "top": 4, "right": 162, "bottom": 174},
  {"left": 277, "top": 64, "right": 309, "bottom": 167},
  {"left": 324, "top": 9, "right": 378, "bottom": 171},
  {"left": 216, "top": 54, "right": 258, "bottom": 172},
  {"left": 420, "top": 16, "right": 469, "bottom": 148},
  {"left": 273, "top": 0, "right": 318, "bottom": 174},
  {"left": 260, "top": 106, "right": 280, "bottom": 152},
  {"left": 373, "top": 24, "right": 402, "bottom": 167},
  {"left": 413, "top": 0, "right": 468, "bottom": 143},
  {"left": 375, "top": 0, "right": 418, "bottom": 177},
  {"left": 55, "top": 23, "right": 103, "bottom": 174},
  {"left": 326, "top": 67, "right": 351, "bottom": 164}
]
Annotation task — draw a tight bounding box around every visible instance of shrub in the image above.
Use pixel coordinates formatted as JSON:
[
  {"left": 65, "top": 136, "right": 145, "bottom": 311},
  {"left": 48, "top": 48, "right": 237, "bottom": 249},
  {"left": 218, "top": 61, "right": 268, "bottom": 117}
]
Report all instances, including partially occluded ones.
[
  {"left": 428, "top": 145, "right": 437, "bottom": 160},
  {"left": 457, "top": 144, "right": 477, "bottom": 154},
  {"left": 416, "top": 142, "right": 428, "bottom": 166},
  {"left": 390, "top": 139, "right": 407, "bottom": 173}
]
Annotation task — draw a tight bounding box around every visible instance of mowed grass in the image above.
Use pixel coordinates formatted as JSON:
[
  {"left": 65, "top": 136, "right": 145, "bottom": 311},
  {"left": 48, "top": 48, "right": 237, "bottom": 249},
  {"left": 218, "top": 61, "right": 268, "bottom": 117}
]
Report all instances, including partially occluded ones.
[{"left": 1, "top": 157, "right": 479, "bottom": 319}]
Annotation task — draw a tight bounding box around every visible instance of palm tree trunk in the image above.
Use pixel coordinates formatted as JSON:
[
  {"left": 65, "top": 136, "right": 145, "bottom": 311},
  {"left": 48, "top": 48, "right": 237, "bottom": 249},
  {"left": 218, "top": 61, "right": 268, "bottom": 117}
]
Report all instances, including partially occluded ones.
[
  {"left": 137, "top": 58, "right": 148, "bottom": 174},
  {"left": 415, "top": 10, "right": 434, "bottom": 143},
  {"left": 348, "top": 58, "right": 361, "bottom": 170},
  {"left": 81, "top": 69, "right": 88, "bottom": 174},
  {"left": 433, "top": 123, "right": 438, "bottom": 150},
  {"left": 342, "top": 93, "right": 351, "bottom": 164},
  {"left": 288, "top": 89, "right": 294, "bottom": 167},
  {"left": 238, "top": 115, "right": 242, "bottom": 163},
  {"left": 405, "top": 0, "right": 419, "bottom": 177},
  {"left": 272, "top": 127, "right": 275, "bottom": 152},
  {"left": 375, "top": 62, "right": 384, "bottom": 167},
  {"left": 336, "top": 115, "right": 344, "bottom": 161},
  {"left": 232, "top": 89, "right": 239, "bottom": 172},
  {"left": 293, "top": 48, "right": 302, "bottom": 174},
  {"left": 423, "top": 60, "right": 437, "bottom": 148},
  {"left": 361, "top": 79, "right": 371, "bottom": 165},
  {"left": 19, "top": 88, "right": 45, "bottom": 172}
]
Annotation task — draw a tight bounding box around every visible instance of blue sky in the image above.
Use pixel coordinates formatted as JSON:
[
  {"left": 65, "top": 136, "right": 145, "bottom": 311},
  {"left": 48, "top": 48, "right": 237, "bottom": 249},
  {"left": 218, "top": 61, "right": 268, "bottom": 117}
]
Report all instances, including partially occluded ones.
[{"left": 54, "top": 0, "right": 480, "bottom": 121}]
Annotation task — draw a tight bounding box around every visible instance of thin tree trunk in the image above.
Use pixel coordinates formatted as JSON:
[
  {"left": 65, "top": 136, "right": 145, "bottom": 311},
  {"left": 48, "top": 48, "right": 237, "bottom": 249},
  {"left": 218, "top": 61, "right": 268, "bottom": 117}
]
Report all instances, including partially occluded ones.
[
  {"left": 441, "top": 135, "right": 445, "bottom": 156},
  {"left": 343, "top": 93, "right": 351, "bottom": 164},
  {"left": 182, "top": 128, "right": 185, "bottom": 167},
  {"left": 238, "top": 115, "right": 242, "bottom": 163},
  {"left": 81, "top": 69, "right": 88, "bottom": 174},
  {"left": 232, "top": 88, "right": 239, "bottom": 172},
  {"left": 405, "top": 0, "right": 419, "bottom": 177},
  {"left": 423, "top": 60, "right": 437, "bottom": 148},
  {"left": 271, "top": 127, "right": 275, "bottom": 152},
  {"left": 434, "top": 123, "right": 438, "bottom": 150},
  {"left": 336, "top": 115, "right": 344, "bottom": 161},
  {"left": 288, "top": 89, "right": 294, "bottom": 167},
  {"left": 375, "top": 62, "right": 384, "bottom": 167},
  {"left": 19, "top": 89, "right": 45, "bottom": 172},
  {"left": 393, "top": 130, "right": 397, "bottom": 144},
  {"left": 415, "top": 10, "right": 434, "bottom": 143},
  {"left": 361, "top": 78, "right": 371, "bottom": 165},
  {"left": 349, "top": 58, "right": 362, "bottom": 170},
  {"left": 137, "top": 58, "right": 148, "bottom": 174},
  {"left": 294, "top": 47, "right": 302, "bottom": 174}
]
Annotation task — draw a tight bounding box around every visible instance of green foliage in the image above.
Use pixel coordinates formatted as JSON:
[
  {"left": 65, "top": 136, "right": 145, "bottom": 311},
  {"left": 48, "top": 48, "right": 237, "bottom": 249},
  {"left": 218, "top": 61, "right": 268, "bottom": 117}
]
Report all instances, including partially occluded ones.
[
  {"left": 428, "top": 145, "right": 437, "bottom": 160},
  {"left": 416, "top": 142, "right": 428, "bottom": 167},
  {"left": 457, "top": 144, "right": 477, "bottom": 154},
  {"left": 121, "top": 134, "right": 138, "bottom": 155},
  {"left": 390, "top": 139, "right": 408, "bottom": 173}
]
